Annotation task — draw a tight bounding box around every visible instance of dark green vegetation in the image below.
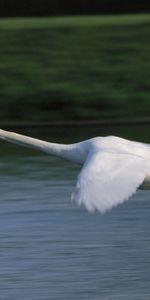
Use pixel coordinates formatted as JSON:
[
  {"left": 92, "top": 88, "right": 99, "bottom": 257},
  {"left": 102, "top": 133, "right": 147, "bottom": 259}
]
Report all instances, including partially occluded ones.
[{"left": 0, "top": 15, "right": 150, "bottom": 124}]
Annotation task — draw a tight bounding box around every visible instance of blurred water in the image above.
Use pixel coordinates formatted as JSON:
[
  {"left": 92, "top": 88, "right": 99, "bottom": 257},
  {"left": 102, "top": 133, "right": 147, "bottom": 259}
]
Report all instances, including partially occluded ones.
[{"left": 0, "top": 126, "right": 150, "bottom": 300}]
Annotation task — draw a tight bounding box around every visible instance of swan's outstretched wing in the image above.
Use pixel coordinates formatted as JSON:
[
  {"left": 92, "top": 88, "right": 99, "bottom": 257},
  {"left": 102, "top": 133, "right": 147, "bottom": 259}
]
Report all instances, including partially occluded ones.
[{"left": 72, "top": 151, "right": 150, "bottom": 213}]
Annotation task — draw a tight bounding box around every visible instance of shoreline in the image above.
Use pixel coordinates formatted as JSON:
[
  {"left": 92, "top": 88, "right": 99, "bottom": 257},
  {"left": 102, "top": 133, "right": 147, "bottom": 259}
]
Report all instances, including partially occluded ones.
[{"left": 0, "top": 118, "right": 150, "bottom": 129}]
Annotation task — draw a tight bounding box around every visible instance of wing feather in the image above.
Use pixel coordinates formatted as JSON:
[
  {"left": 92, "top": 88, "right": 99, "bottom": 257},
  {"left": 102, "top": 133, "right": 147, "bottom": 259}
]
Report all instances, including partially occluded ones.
[{"left": 72, "top": 151, "right": 150, "bottom": 213}]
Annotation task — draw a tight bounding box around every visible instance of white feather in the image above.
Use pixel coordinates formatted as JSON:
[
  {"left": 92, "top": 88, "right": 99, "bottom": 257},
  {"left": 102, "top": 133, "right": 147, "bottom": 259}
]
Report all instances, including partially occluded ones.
[{"left": 72, "top": 150, "right": 150, "bottom": 213}]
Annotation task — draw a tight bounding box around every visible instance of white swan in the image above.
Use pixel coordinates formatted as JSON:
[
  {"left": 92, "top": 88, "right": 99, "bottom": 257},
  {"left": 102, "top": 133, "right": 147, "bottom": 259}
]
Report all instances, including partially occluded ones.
[{"left": 0, "top": 128, "right": 150, "bottom": 213}]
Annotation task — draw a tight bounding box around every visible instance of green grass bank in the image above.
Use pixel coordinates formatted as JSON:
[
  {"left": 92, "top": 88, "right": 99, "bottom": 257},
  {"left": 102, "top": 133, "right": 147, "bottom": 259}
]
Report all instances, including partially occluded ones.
[{"left": 0, "top": 14, "right": 150, "bottom": 123}]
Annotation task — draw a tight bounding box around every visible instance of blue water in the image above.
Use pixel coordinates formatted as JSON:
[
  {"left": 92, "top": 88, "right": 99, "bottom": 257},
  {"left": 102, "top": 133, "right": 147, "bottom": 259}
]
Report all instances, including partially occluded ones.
[{"left": 0, "top": 127, "right": 150, "bottom": 299}]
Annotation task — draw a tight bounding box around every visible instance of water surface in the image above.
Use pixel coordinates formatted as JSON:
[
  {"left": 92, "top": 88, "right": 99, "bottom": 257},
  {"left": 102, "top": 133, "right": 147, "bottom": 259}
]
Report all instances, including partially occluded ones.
[{"left": 0, "top": 126, "right": 150, "bottom": 300}]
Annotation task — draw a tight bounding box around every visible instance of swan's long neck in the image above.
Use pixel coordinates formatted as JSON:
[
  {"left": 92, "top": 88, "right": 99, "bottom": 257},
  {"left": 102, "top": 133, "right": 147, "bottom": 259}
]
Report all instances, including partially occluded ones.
[{"left": 0, "top": 129, "right": 87, "bottom": 164}]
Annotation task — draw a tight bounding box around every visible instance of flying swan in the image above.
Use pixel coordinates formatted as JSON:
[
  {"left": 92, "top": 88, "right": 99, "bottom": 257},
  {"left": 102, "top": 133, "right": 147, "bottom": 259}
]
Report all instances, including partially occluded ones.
[{"left": 0, "top": 129, "right": 150, "bottom": 213}]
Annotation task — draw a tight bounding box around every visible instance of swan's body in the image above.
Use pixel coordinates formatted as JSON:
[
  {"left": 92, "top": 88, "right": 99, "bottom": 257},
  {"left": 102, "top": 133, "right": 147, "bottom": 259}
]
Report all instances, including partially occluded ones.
[{"left": 0, "top": 129, "right": 150, "bottom": 213}]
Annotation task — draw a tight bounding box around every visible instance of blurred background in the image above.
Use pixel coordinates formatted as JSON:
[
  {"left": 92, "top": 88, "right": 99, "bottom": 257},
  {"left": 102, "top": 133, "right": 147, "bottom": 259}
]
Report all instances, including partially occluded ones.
[{"left": 0, "top": 1, "right": 150, "bottom": 126}]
